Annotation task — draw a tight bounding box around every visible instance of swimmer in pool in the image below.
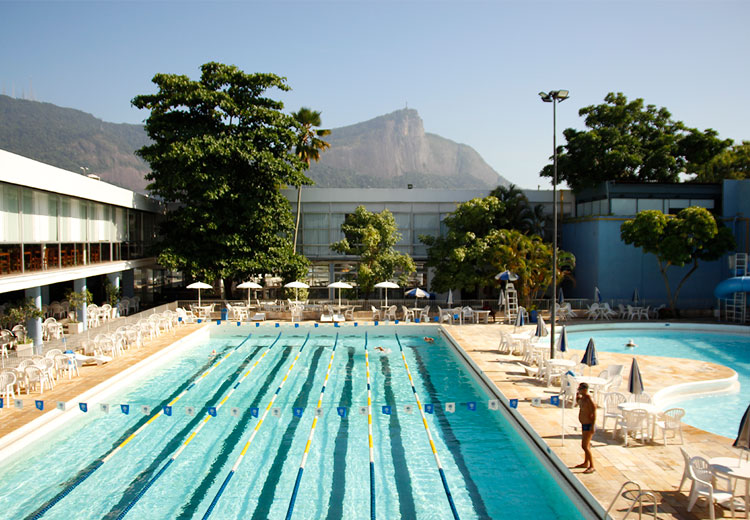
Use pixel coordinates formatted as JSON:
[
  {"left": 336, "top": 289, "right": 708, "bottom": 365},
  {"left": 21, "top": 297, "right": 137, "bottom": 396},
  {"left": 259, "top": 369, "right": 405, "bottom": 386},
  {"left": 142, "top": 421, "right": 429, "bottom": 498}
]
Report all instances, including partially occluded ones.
[
  {"left": 423, "top": 337, "right": 435, "bottom": 343},
  {"left": 374, "top": 346, "right": 390, "bottom": 353},
  {"left": 209, "top": 349, "right": 217, "bottom": 357}
]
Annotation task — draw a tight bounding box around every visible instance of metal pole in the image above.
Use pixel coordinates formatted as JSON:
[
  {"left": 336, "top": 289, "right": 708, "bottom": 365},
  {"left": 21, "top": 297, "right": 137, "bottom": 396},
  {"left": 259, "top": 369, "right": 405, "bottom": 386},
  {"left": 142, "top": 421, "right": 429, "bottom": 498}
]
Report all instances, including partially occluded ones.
[{"left": 550, "top": 98, "right": 558, "bottom": 360}]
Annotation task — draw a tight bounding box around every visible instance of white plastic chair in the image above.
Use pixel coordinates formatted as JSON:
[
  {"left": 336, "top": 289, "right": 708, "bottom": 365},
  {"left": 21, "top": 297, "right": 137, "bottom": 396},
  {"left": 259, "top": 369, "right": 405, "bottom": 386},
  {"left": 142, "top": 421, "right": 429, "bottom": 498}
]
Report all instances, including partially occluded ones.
[
  {"left": 462, "top": 306, "right": 477, "bottom": 324},
  {"left": 401, "top": 306, "right": 415, "bottom": 322},
  {"left": 371, "top": 306, "right": 382, "bottom": 321},
  {"left": 620, "top": 409, "right": 649, "bottom": 446},
  {"left": 678, "top": 447, "right": 692, "bottom": 492},
  {"left": 418, "top": 305, "right": 430, "bottom": 322},
  {"left": 654, "top": 408, "right": 685, "bottom": 445},
  {"left": 687, "top": 456, "right": 735, "bottom": 520},
  {"left": 601, "top": 392, "right": 627, "bottom": 437},
  {"left": 24, "top": 365, "right": 49, "bottom": 394},
  {"left": 383, "top": 305, "right": 397, "bottom": 321},
  {"left": 584, "top": 303, "right": 600, "bottom": 320},
  {"left": 0, "top": 371, "right": 16, "bottom": 403}
]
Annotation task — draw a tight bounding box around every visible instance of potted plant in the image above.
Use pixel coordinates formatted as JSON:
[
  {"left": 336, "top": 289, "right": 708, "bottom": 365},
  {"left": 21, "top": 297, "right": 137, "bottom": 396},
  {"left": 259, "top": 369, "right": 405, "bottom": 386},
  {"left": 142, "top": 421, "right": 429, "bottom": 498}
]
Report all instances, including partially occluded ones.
[
  {"left": 65, "top": 288, "right": 93, "bottom": 334},
  {"left": 0, "top": 298, "right": 43, "bottom": 355}
]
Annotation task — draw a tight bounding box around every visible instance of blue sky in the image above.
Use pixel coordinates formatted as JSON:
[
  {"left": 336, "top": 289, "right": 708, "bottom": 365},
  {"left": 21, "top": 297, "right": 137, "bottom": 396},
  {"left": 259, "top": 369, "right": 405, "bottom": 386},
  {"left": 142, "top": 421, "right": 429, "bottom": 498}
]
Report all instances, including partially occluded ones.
[{"left": 2, "top": 0, "right": 748, "bottom": 188}]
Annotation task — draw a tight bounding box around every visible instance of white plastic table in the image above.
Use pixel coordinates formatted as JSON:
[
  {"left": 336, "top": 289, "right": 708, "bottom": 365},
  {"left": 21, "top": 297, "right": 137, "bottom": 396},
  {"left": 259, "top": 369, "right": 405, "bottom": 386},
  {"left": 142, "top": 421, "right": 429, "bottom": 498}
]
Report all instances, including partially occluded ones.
[
  {"left": 710, "top": 457, "right": 750, "bottom": 517},
  {"left": 618, "top": 402, "right": 660, "bottom": 439}
]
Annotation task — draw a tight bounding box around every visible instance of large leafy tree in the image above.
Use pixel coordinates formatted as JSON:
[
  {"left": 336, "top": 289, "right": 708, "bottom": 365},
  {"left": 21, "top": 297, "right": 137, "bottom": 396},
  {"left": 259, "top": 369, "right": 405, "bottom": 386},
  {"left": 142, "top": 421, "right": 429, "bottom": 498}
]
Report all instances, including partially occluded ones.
[
  {"left": 420, "top": 195, "right": 574, "bottom": 302},
  {"left": 542, "top": 92, "right": 732, "bottom": 192},
  {"left": 620, "top": 207, "right": 735, "bottom": 311},
  {"left": 330, "top": 206, "right": 416, "bottom": 295},
  {"left": 690, "top": 141, "right": 750, "bottom": 182},
  {"left": 291, "top": 107, "right": 330, "bottom": 252},
  {"left": 489, "top": 184, "right": 548, "bottom": 237},
  {"left": 132, "top": 62, "right": 310, "bottom": 289}
]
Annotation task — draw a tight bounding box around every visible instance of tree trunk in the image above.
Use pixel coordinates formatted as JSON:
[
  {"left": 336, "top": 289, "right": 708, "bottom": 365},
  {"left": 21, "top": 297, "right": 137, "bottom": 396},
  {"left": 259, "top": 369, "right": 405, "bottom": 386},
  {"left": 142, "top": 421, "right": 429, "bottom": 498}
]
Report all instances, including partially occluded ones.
[
  {"left": 293, "top": 186, "right": 302, "bottom": 252},
  {"left": 671, "top": 259, "right": 700, "bottom": 311}
]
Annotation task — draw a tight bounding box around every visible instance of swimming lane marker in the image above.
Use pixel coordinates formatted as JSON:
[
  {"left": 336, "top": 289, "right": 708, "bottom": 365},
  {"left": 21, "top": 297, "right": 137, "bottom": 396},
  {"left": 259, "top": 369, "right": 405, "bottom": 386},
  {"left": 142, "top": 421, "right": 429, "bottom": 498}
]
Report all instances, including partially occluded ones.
[
  {"left": 121, "top": 404, "right": 130, "bottom": 415},
  {"left": 251, "top": 407, "right": 259, "bottom": 417},
  {"left": 424, "top": 404, "right": 434, "bottom": 414},
  {"left": 488, "top": 400, "right": 499, "bottom": 410},
  {"left": 337, "top": 407, "right": 347, "bottom": 418},
  {"left": 207, "top": 407, "right": 217, "bottom": 417},
  {"left": 162, "top": 406, "right": 172, "bottom": 416},
  {"left": 444, "top": 402, "right": 455, "bottom": 413},
  {"left": 382, "top": 405, "right": 391, "bottom": 415},
  {"left": 466, "top": 402, "right": 476, "bottom": 411},
  {"left": 293, "top": 407, "right": 303, "bottom": 417}
]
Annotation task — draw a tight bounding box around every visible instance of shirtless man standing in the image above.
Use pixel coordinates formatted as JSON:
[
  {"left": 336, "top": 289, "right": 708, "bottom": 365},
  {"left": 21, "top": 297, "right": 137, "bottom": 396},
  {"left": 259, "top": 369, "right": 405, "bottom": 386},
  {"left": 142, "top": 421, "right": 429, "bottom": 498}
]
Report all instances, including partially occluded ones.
[{"left": 575, "top": 382, "right": 596, "bottom": 473}]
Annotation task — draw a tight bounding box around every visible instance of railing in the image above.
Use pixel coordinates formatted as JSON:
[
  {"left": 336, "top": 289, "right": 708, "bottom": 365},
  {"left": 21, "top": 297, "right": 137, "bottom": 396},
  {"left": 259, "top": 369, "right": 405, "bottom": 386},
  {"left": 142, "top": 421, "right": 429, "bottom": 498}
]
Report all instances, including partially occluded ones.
[{"left": 604, "top": 481, "right": 658, "bottom": 520}]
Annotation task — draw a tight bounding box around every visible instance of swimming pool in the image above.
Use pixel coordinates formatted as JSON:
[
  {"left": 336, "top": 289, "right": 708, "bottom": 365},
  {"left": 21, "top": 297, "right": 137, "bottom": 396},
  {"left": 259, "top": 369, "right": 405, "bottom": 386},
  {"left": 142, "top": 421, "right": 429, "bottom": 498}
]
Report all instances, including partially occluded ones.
[
  {"left": 0, "top": 325, "right": 594, "bottom": 519},
  {"left": 567, "top": 324, "right": 749, "bottom": 438}
]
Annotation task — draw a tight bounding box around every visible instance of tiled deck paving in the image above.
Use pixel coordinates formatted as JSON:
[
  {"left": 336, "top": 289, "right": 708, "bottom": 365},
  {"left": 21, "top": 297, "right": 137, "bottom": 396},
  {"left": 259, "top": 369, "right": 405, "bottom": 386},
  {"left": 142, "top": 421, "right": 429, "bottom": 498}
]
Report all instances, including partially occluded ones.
[{"left": 0, "top": 319, "right": 745, "bottom": 519}]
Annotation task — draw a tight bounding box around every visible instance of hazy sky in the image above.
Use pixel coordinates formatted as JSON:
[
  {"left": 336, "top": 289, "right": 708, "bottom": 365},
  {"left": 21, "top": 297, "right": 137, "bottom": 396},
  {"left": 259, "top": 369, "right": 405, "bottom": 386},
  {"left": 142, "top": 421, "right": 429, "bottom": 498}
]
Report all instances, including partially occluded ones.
[{"left": 2, "top": 0, "right": 748, "bottom": 188}]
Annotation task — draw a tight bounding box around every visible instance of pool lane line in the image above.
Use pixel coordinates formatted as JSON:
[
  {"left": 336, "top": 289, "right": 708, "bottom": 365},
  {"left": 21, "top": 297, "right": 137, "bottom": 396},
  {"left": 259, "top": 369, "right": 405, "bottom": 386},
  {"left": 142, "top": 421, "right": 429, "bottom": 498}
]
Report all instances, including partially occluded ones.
[
  {"left": 201, "top": 332, "right": 312, "bottom": 520},
  {"left": 394, "top": 333, "right": 460, "bottom": 520},
  {"left": 103, "top": 331, "right": 256, "bottom": 461},
  {"left": 285, "top": 333, "right": 341, "bottom": 520},
  {"left": 113, "top": 332, "right": 283, "bottom": 519},
  {"left": 364, "top": 332, "right": 376, "bottom": 520},
  {"left": 24, "top": 334, "right": 253, "bottom": 520},
  {"left": 407, "top": 341, "right": 490, "bottom": 519}
]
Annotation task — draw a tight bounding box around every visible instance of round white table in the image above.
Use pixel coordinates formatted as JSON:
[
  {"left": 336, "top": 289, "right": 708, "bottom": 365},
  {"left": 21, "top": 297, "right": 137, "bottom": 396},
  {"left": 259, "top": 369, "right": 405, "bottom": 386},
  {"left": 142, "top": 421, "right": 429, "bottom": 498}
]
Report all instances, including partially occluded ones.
[
  {"left": 543, "top": 358, "right": 576, "bottom": 386},
  {"left": 710, "top": 457, "right": 750, "bottom": 515}
]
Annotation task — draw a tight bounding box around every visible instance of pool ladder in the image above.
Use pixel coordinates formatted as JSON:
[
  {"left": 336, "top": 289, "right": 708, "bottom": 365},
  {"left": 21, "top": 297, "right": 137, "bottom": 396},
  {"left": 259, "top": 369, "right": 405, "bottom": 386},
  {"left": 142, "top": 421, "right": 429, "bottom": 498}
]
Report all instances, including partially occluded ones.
[{"left": 604, "top": 481, "right": 658, "bottom": 520}]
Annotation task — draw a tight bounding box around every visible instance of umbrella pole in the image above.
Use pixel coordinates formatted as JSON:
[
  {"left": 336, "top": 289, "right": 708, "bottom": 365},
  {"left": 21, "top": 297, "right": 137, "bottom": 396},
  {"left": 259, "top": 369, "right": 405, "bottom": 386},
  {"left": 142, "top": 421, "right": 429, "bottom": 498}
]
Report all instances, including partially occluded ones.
[{"left": 561, "top": 398, "right": 565, "bottom": 446}]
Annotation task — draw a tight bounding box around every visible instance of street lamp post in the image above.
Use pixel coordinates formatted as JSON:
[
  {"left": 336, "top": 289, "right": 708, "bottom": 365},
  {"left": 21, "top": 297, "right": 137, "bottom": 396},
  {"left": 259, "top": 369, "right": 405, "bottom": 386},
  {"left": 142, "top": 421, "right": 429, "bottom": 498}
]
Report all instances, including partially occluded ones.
[{"left": 539, "top": 90, "right": 569, "bottom": 360}]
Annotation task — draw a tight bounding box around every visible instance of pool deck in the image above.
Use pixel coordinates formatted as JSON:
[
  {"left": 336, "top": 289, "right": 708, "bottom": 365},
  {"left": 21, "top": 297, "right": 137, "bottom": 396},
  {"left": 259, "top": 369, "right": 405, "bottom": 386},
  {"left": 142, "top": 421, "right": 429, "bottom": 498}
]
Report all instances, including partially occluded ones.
[
  {"left": 445, "top": 322, "right": 744, "bottom": 520},
  {"left": 0, "top": 319, "right": 746, "bottom": 519}
]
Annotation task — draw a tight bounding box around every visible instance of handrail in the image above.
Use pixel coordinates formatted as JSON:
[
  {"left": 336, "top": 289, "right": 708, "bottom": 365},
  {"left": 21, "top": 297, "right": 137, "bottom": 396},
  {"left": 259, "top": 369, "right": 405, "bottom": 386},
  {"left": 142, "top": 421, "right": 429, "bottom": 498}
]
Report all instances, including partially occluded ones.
[
  {"left": 394, "top": 333, "right": 460, "bottom": 520},
  {"left": 115, "top": 332, "right": 282, "bottom": 519},
  {"left": 285, "top": 332, "right": 340, "bottom": 519},
  {"left": 604, "top": 480, "right": 658, "bottom": 520},
  {"left": 201, "top": 332, "right": 312, "bottom": 519}
]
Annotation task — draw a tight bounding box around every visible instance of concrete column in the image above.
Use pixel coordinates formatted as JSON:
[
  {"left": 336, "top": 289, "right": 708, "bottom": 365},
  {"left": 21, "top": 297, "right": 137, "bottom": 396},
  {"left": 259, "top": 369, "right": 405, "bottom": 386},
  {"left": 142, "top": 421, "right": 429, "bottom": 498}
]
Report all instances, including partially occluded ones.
[
  {"left": 107, "top": 272, "right": 121, "bottom": 289},
  {"left": 24, "top": 286, "right": 43, "bottom": 354},
  {"left": 121, "top": 269, "right": 135, "bottom": 298},
  {"left": 74, "top": 278, "right": 88, "bottom": 331},
  {"left": 41, "top": 285, "right": 50, "bottom": 304}
]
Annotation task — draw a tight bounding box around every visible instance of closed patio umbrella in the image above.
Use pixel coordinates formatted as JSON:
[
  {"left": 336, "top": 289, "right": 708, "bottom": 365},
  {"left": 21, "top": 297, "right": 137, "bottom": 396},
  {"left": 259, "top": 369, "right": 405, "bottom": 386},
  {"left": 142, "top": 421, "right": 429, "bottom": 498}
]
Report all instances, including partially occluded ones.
[
  {"left": 733, "top": 404, "right": 750, "bottom": 461},
  {"left": 594, "top": 286, "right": 602, "bottom": 303},
  {"left": 558, "top": 287, "right": 565, "bottom": 305},
  {"left": 556, "top": 325, "right": 568, "bottom": 353},
  {"left": 514, "top": 309, "right": 525, "bottom": 328},
  {"left": 628, "top": 357, "right": 645, "bottom": 396},
  {"left": 581, "top": 338, "right": 599, "bottom": 375},
  {"left": 447, "top": 288, "right": 453, "bottom": 307},
  {"left": 498, "top": 289, "right": 505, "bottom": 309},
  {"left": 237, "top": 281, "right": 262, "bottom": 304},
  {"left": 632, "top": 288, "right": 640, "bottom": 305},
  {"left": 535, "top": 315, "right": 548, "bottom": 337},
  {"left": 284, "top": 280, "right": 309, "bottom": 301},
  {"left": 374, "top": 281, "right": 399, "bottom": 307},
  {"left": 327, "top": 281, "right": 352, "bottom": 309},
  {"left": 186, "top": 282, "right": 212, "bottom": 306}
]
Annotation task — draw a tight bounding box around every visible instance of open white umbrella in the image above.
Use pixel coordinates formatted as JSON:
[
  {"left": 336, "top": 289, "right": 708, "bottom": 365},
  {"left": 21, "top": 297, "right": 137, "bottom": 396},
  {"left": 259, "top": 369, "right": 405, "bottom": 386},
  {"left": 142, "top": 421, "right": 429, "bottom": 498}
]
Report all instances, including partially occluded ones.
[
  {"left": 495, "top": 270, "right": 519, "bottom": 281},
  {"left": 405, "top": 287, "right": 429, "bottom": 308},
  {"left": 284, "top": 280, "right": 309, "bottom": 301},
  {"left": 237, "top": 281, "right": 262, "bottom": 304},
  {"left": 328, "top": 281, "right": 353, "bottom": 308},
  {"left": 186, "top": 282, "right": 212, "bottom": 306},
  {"left": 374, "top": 281, "right": 399, "bottom": 307}
]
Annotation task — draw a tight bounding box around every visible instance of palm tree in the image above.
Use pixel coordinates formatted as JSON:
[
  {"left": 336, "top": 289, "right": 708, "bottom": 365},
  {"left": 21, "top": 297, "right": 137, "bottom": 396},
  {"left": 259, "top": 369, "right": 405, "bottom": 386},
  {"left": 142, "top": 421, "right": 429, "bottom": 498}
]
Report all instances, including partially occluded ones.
[{"left": 292, "top": 107, "right": 331, "bottom": 252}]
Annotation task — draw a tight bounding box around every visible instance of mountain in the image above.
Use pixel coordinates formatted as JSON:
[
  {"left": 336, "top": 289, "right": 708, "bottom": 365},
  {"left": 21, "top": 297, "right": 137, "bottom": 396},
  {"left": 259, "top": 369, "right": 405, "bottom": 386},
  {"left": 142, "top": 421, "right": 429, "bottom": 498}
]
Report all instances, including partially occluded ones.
[
  {"left": 307, "top": 109, "right": 508, "bottom": 189},
  {"left": 0, "top": 95, "right": 151, "bottom": 192},
  {"left": 0, "top": 97, "right": 507, "bottom": 191}
]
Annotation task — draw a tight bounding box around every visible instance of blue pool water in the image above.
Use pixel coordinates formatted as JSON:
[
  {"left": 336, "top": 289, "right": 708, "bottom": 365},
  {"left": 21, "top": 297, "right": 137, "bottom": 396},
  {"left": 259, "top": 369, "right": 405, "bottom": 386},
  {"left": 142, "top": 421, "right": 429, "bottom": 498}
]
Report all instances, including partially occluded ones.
[
  {"left": 567, "top": 326, "right": 749, "bottom": 438},
  {"left": 0, "top": 326, "right": 587, "bottom": 519}
]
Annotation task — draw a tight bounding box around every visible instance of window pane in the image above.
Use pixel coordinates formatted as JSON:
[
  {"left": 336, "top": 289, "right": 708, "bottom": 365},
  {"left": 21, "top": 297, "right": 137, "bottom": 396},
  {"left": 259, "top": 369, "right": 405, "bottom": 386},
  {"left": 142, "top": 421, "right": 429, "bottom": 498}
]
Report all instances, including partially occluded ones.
[
  {"left": 637, "top": 199, "right": 663, "bottom": 212},
  {"left": 611, "top": 198, "right": 637, "bottom": 215}
]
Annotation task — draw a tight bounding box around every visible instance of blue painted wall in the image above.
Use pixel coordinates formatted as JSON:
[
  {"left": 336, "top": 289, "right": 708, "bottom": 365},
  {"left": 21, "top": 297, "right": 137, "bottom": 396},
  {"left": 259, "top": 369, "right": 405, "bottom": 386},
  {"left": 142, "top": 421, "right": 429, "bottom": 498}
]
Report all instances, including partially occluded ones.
[{"left": 561, "top": 217, "right": 725, "bottom": 309}]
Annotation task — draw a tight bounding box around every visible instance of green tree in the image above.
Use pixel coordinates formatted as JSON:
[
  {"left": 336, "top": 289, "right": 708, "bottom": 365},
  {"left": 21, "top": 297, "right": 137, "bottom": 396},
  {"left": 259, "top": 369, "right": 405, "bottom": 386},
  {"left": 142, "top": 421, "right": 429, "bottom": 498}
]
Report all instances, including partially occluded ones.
[
  {"left": 291, "top": 107, "right": 330, "bottom": 252},
  {"left": 542, "top": 93, "right": 732, "bottom": 192},
  {"left": 420, "top": 195, "right": 574, "bottom": 302},
  {"left": 690, "top": 141, "right": 750, "bottom": 182},
  {"left": 620, "top": 207, "right": 735, "bottom": 311},
  {"left": 489, "top": 184, "right": 547, "bottom": 236},
  {"left": 132, "top": 62, "right": 310, "bottom": 290},
  {"left": 330, "top": 206, "right": 416, "bottom": 295}
]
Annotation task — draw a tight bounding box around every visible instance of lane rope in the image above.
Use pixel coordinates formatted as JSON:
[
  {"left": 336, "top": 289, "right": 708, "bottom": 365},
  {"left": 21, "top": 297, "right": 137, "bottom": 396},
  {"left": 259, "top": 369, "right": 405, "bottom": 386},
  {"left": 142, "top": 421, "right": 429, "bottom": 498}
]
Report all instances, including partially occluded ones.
[
  {"left": 394, "top": 333, "right": 460, "bottom": 520},
  {"left": 115, "top": 332, "right": 283, "bottom": 519},
  {"left": 364, "top": 332, "right": 376, "bottom": 520},
  {"left": 285, "top": 333, "right": 340, "bottom": 519},
  {"left": 201, "top": 332, "right": 312, "bottom": 520}
]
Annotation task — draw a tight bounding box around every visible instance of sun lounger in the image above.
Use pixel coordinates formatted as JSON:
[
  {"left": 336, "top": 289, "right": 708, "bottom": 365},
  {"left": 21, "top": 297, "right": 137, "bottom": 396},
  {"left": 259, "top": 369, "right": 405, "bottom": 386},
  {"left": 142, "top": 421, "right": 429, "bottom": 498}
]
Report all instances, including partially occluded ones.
[{"left": 250, "top": 312, "right": 266, "bottom": 321}]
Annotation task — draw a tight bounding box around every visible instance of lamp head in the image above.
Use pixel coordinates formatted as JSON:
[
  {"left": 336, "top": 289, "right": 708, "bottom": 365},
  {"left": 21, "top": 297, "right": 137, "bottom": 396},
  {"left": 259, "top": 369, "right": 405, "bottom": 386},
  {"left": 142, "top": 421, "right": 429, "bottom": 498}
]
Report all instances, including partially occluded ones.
[
  {"left": 539, "top": 91, "right": 553, "bottom": 103},
  {"left": 554, "top": 90, "right": 570, "bottom": 101}
]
